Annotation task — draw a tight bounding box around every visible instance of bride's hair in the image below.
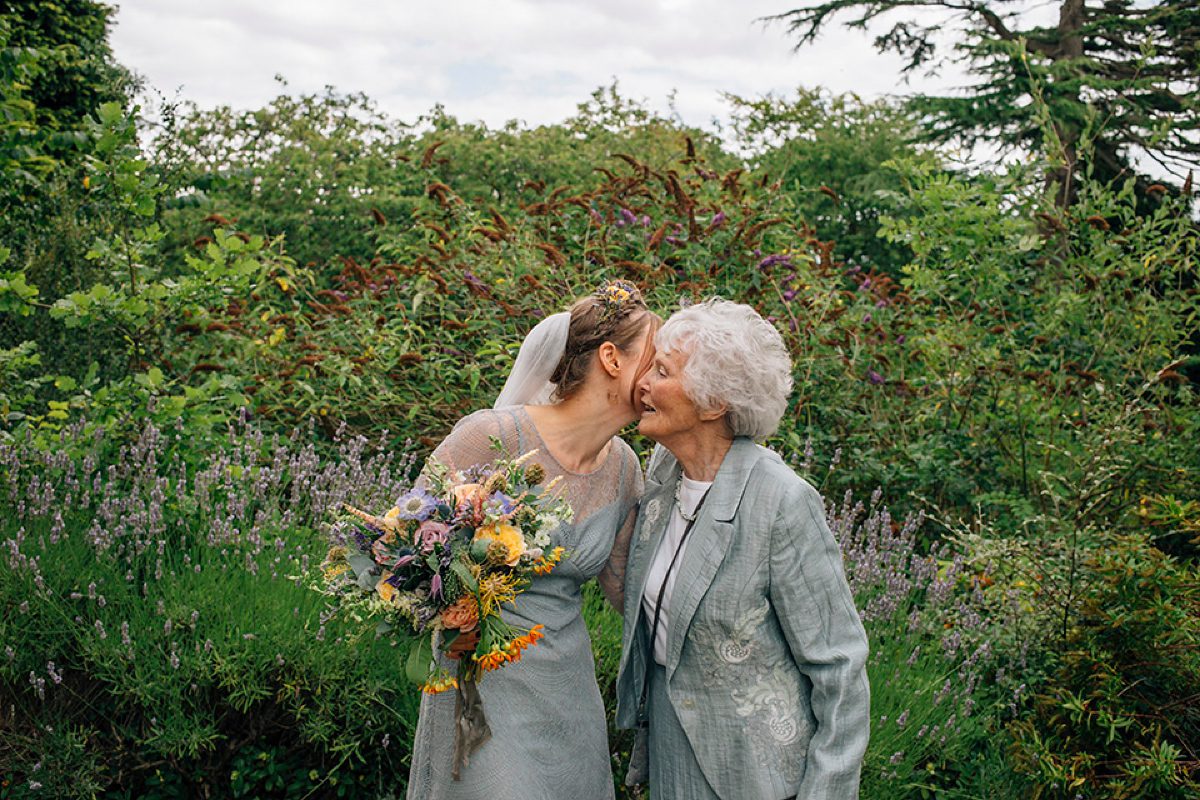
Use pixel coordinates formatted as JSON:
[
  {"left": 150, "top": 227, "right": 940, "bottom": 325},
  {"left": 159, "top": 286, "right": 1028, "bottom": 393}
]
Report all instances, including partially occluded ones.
[{"left": 550, "top": 281, "right": 657, "bottom": 400}]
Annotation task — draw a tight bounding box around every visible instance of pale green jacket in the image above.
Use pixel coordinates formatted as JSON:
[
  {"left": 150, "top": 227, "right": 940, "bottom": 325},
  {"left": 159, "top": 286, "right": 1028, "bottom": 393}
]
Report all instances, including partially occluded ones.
[{"left": 616, "top": 438, "right": 870, "bottom": 800}]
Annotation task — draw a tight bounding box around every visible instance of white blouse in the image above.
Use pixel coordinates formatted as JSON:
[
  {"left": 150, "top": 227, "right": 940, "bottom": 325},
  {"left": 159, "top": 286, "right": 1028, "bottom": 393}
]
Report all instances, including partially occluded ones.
[{"left": 640, "top": 475, "right": 712, "bottom": 665}]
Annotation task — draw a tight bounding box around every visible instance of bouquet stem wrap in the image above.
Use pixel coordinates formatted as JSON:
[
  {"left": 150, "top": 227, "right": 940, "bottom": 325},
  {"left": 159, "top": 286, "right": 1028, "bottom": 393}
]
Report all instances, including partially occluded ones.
[{"left": 452, "top": 674, "right": 492, "bottom": 781}]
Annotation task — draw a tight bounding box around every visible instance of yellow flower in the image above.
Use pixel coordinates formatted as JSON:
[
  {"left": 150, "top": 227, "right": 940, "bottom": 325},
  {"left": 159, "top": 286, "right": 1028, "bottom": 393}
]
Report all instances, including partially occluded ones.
[
  {"left": 377, "top": 570, "right": 398, "bottom": 604},
  {"left": 421, "top": 674, "right": 459, "bottom": 694},
  {"left": 474, "top": 522, "right": 524, "bottom": 566},
  {"left": 478, "top": 571, "right": 518, "bottom": 617},
  {"left": 322, "top": 562, "right": 350, "bottom": 582}
]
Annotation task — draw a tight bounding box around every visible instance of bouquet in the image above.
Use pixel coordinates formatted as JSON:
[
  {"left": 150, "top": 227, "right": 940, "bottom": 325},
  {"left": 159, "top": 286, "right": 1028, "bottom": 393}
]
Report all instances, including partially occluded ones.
[{"left": 317, "top": 445, "right": 569, "bottom": 695}]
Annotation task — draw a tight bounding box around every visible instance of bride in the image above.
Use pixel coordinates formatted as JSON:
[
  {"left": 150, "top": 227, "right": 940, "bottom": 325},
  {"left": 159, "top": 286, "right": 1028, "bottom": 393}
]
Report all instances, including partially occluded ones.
[{"left": 406, "top": 280, "right": 659, "bottom": 799}]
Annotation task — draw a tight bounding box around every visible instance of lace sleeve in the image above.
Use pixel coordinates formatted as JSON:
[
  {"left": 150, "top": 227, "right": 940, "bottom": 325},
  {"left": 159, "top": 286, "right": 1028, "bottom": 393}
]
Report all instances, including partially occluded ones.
[{"left": 597, "top": 440, "right": 644, "bottom": 614}]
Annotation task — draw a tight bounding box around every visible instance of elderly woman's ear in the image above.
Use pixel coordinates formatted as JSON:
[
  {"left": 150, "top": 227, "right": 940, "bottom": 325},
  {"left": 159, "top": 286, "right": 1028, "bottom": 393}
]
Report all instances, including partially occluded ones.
[{"left": 697, "top": 402, "right": 730, "bottom": 424}]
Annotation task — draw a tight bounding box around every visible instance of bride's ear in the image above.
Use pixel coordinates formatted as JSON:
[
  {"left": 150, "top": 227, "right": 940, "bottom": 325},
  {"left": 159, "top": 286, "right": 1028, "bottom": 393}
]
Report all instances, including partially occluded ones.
[{"left": 597, "top": 341, "right": 621, "bottom": 379}]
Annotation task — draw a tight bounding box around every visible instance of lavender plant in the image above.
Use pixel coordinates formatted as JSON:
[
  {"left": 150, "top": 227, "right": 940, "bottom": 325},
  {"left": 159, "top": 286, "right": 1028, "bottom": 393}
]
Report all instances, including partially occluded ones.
[
  {"left": 824, "top": 482, "right": 1029, "bottom": 798},
  {"left": 0, "top": 413, "right": 422, "bottom": 798}
]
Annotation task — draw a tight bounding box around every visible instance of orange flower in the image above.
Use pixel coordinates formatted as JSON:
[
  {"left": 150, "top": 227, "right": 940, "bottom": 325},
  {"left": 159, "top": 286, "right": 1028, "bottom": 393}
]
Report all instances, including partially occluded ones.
[
  {"left": 532, "top": 546, "right": 565, "bottom": 575},
  {"left": 477, "top": 646, "right": 514, "bottom": 671},
  {"left": 441, "top": 595, "right": 479, "bottom": 631},
  {"left": 508, "top": 624, "right": 545, "bottom": 659}
]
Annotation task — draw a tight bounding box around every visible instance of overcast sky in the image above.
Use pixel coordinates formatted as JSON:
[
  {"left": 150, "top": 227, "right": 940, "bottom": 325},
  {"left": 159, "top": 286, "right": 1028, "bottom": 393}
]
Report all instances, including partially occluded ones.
[{"left": 108, "top": 0, "right": 968, "bottom": 135}]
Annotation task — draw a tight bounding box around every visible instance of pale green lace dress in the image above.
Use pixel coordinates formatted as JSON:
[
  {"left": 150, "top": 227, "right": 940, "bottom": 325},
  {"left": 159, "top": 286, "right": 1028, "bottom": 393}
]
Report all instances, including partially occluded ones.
[{"left": 406, "top": 407, "right": 640, "bottom": 800}]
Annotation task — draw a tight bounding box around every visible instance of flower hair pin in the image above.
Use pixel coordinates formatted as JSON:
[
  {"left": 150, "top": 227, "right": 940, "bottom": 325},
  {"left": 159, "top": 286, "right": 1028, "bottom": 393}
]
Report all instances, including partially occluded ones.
[{"left": 594, "top": 279, "right": 637, "bottom": 325}]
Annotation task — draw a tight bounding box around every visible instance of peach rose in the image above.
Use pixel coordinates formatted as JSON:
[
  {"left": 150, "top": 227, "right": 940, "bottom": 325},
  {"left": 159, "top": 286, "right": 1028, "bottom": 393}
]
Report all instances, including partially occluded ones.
[
  {"left": 441, "top": 595, "right": 479, "bottom": 631},
  {"left": 453, "top": 483, "right": 484, "bottom": 507}
]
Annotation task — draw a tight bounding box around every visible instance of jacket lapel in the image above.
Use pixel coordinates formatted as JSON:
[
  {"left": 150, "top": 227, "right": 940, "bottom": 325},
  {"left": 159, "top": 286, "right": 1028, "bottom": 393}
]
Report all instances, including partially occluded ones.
[{"left": 664, "top": 437, "right": 761, "bottom": 675}]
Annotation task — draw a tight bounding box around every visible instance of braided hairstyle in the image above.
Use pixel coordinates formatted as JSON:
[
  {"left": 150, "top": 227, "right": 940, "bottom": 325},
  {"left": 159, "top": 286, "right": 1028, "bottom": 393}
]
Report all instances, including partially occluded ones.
[{"left": 550, "top": 280, "right": 655, "bottom": 401}]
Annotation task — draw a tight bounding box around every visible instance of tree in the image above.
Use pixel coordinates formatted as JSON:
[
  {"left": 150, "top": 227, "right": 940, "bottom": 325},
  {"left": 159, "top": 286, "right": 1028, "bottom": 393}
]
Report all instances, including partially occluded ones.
[
  {"left": 0, "top": 1, "right": 139, "bottom": 392},
  {"left": 0, "top": 0, "right": 133, "bottom": 146},
  {"left": 724, "top": 86, "right": 938, "bottom": 274},
  {"left": 770, "top": 0, "right": 1200, "bottom": 206}
]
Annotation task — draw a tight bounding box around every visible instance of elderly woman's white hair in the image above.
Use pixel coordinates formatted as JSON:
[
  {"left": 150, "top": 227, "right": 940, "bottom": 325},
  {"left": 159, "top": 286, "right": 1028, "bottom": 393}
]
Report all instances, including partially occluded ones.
[{"left": 656, "top": 298, "right": 794, "bottom": 441}]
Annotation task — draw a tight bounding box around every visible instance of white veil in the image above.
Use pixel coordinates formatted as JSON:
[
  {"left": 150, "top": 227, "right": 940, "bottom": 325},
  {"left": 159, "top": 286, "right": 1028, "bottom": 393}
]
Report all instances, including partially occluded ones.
[{"left": 493, "top": 312, "right": 571, "bottom": 408}]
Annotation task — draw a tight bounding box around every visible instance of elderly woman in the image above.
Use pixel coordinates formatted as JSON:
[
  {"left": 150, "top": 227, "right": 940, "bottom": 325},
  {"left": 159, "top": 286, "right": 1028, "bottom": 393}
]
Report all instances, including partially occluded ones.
[{"left": 616, "top": 299, "right": 870, "bottom": 800}]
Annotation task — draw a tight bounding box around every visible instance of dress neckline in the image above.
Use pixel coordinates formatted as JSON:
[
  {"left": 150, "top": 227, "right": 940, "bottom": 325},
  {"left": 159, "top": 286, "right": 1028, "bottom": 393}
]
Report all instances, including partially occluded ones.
[{"left": 518, "top": 406, "right": 615, "bottom": 478}]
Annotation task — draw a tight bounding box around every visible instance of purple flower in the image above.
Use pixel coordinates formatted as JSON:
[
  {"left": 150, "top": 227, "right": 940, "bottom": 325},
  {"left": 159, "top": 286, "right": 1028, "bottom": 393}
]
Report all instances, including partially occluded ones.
[
  {"left": 756, "top": 254, "right": 793, "bottom": 271},
  {"left": 483, "top": 491, "right": 515, "bottom": 518},
  {"left": 619, "top": 208, "right": 637, "bottom": 227},
  {"left": 868, "top": 370, "right": 885, "bottom": 386},
  {"left": 417, "top": 520, "right": 451, "bottom": 553},
  {"left": 394, "top": 488, "right": 437, "bottom": 520}
]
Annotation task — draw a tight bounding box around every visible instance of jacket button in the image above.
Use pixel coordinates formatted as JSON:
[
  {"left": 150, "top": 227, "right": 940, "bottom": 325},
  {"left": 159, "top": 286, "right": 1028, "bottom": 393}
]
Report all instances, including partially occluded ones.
[{"left": 680, "top": 698, "right": 695, "bottom": 710}]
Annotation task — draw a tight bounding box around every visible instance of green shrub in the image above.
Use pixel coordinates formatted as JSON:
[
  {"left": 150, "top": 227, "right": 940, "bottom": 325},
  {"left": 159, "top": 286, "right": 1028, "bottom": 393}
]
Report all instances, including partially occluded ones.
[{"left": 1008, "top": 535, "right": 1200, "bottom": 799}]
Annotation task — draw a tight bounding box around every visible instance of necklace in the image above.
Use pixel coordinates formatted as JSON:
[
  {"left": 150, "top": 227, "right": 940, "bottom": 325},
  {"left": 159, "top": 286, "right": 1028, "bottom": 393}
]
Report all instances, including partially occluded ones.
[{"left": 674, "top": 475, "right": 702, "bottom": 523}]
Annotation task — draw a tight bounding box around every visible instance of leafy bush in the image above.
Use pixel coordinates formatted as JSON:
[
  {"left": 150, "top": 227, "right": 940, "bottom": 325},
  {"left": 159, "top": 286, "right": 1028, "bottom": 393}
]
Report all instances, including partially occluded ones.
[{"left": 1008, "top": 535, "right": 1200, "bottom": 799}]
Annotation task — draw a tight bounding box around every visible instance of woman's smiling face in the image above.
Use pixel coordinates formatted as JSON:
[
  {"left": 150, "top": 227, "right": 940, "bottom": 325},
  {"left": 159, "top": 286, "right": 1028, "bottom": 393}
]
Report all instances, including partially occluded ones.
[{"left": 637, "top": 347, "right": 701, "bottom": 443}]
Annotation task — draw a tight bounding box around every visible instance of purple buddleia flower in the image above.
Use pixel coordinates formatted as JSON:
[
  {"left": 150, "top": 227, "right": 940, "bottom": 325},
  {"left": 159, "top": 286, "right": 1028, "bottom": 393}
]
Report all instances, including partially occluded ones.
[{"left": 756, "top": 254, "right": 793, "bottom": 271}]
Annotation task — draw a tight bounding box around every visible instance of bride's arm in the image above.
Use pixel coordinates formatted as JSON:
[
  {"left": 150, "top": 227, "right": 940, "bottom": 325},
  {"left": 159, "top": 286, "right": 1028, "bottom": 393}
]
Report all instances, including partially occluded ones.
[{"left": 597, "top": 443, "right": 644, "bottom": 614}]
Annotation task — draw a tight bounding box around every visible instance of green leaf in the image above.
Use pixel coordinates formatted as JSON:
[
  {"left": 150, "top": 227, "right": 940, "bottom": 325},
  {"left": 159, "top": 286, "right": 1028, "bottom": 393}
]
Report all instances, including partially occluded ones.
[
  {"left": 404, "top": 634, "right": 434, "bottom": 687},
  {"left": 345, "top": 554, "right": 376, "bottom": 592},
  {"left": 450, "top": 560, "right": 477, "bottom": 592}
]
